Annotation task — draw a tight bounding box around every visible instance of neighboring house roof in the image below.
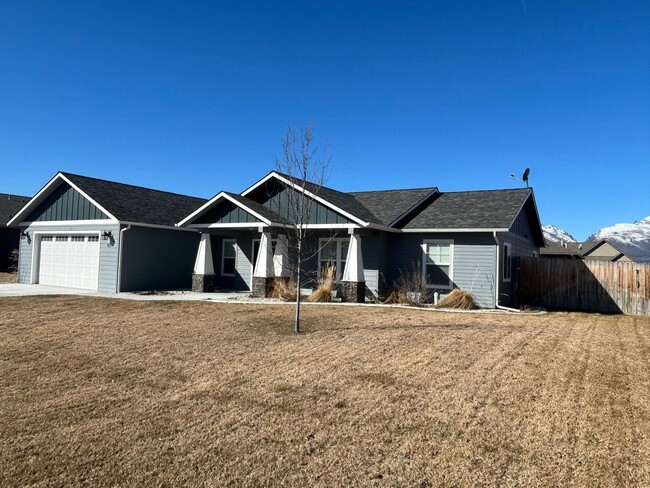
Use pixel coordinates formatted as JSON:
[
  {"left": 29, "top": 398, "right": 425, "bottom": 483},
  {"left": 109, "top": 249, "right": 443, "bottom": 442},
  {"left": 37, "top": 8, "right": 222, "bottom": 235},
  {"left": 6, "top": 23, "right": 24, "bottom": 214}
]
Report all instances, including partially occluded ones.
[
  {"left": 349, "top": 187, "right": 438, "bottom": 227},
  {"left": 0, "top": 193, "right": 31, "bottom": 228},
  {"left": 401, "top": 189, "right": 533, "bottom": 230},
  {"left": 9, "top": 172, "right": 207, "bottom": 228},
  {"left": 540, "top": 242, "right": 583, "bottom": 257}
]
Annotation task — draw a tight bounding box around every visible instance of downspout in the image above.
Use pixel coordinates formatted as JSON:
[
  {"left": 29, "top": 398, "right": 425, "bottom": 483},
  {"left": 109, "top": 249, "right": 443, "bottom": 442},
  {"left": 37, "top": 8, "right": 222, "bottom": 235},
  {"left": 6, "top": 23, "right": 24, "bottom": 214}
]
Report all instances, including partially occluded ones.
[
  {"left": 493, "top": 231, "right": 519, "bottom": 312},
  {"left": 116, "top": 224, "right": 132, "bottom": 293}
]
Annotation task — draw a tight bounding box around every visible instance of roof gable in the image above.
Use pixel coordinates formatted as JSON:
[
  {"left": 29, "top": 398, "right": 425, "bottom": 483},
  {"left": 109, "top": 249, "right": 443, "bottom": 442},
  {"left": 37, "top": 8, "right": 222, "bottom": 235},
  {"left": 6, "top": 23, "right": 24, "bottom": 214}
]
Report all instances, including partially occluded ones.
[
  {"left": 242, "top": 172, "right": 375, "bottom": 226},
  {"left": 179, "top": 192, "right": 290, "bottom": 227},
  {"left": 245, "top": 179, "right": 355, "bottom": 225},
  {"left": 24, "top": 182, "right": 110, "bottom": 222},
  {"left": 9, "top": 172, "right": 208, "bottom": 228}
]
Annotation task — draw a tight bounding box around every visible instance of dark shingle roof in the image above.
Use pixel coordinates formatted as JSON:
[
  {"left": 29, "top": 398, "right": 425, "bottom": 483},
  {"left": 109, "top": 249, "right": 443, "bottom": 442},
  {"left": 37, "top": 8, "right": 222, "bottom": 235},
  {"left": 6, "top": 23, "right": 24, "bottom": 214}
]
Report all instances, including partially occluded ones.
[
  {"left": 0, "top": 193, "right": 31, "bottom": 228},
  {"left": 224, "top": 192, "right": 291, "bottom": 225},
  {"left": 62, "top": 173, "right": 207, "bottom": 227},
  {"left": 275, "top": 172, "right": 381, "bottom": 224},
  {"left": 402, "top": 188, "right": 532, "bottom": 229},
  {"left": 349, "top": 188, "right": 438, "bottom": 226}
]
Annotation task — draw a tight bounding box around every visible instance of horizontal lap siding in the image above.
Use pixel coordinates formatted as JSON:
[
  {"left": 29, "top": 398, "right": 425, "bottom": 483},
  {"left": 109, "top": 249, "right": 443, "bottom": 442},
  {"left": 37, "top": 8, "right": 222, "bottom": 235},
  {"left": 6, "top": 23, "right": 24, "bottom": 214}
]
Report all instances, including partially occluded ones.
[
  {"left": 452, "top": 242, "right": 496, "bottom": 308},
  {"left": 386, "top": 233, "right": 496, "bottom": 308},
  {"left": 361, "top": 234, "right": 380, "bottom": 297},
  {"left": 18, "top": 223, "right": 120, "bottom": 293},
  {"left": 210, "top": 231, "right": 258, "bottom": 291}
]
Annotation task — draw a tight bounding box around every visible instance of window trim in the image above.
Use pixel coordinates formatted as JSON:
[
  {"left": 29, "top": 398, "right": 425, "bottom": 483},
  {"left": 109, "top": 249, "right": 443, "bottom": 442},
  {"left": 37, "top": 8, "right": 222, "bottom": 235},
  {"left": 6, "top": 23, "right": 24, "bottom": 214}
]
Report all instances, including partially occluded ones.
[
  {"left": 318, "top": 237, "right": 349, "bottom": 282},
  {"left": 503, "top": 241, "right": 512, "bottom": 282},
  {"left": 221, "top": 239, "right": 237, "bottom": 277},
  {"left": 422, "top": 239, "right": 454, "bottom": 289}
]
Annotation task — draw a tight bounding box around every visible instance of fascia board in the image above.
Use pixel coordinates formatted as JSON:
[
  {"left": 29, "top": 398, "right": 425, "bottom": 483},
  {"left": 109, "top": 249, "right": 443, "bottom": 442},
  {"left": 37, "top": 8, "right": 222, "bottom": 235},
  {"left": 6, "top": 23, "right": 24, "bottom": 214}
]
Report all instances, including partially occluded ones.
[
  {"left": 178, "top": 192, "right": 272, "bottom": 227},
  {"left": 7, "top": 172, "right": 118, "bottom": 226},
  {"left": 243, "top": 171, "right": 369, "bottom": 227}
]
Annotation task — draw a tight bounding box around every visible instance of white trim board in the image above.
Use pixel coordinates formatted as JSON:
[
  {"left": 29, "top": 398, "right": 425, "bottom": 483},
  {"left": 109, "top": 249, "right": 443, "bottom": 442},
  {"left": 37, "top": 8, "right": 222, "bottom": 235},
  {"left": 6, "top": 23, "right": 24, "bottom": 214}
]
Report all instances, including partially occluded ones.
[
  {"left": 241, "top": 172, "right": 369, "bottom": 228},
  {"left": 178, "top": 192, "right": 273, "bottom": 227},
  {"left": 8, "top": 172, "right": 118, "bottom": 226}
]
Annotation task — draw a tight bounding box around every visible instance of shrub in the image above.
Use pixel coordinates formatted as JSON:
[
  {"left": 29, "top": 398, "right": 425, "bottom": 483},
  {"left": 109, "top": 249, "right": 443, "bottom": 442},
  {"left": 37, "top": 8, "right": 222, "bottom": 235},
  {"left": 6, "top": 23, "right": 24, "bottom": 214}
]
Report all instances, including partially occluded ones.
[
  {"left": 8, "top": 248, "right": 19, "bottom": 274},
  {"left": 382, "top": 262, "right": 431, "bottom": 306}
]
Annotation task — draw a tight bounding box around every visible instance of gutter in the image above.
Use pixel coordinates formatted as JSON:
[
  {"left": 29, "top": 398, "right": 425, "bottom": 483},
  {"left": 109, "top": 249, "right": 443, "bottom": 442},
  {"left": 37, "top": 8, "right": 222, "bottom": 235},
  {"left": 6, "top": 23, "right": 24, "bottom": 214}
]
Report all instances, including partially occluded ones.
[
  {"left": 493, "top": 231, "right": 519, "bottom": 312},
  {"left": 116, "top": 224, "right": 132, "bottom": 293}
]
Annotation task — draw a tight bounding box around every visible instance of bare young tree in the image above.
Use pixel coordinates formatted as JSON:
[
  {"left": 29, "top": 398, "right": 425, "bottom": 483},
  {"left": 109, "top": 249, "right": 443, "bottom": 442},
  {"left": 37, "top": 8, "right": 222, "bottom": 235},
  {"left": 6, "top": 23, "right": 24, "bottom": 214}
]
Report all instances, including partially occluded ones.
[{"left": 274, "top": 126, "right": 331, "bottom": 333}]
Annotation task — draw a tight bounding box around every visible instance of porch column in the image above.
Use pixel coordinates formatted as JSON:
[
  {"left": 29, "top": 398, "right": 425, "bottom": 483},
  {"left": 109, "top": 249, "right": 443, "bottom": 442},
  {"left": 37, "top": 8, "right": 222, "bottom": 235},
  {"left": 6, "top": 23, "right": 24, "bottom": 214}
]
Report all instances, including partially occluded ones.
[
  {"left": 341, "top": 233, "right": 365, "bottom": 302},
  {"left": 252, "top": 232, "right": 274, "bottom": 297},
  {"left": 192, "top": 233, "right": 215, "bottom": 292},
  {"left": 273, "top": 235, "right": 290, "bottom": 277}
]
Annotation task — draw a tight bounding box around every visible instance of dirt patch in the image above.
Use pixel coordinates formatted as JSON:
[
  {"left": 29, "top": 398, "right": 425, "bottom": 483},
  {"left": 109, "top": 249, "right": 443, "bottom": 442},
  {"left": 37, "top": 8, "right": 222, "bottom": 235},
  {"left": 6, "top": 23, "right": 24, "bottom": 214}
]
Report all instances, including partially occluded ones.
[{"left": 1, "top": 296, "right": 649, "bottom": 487}]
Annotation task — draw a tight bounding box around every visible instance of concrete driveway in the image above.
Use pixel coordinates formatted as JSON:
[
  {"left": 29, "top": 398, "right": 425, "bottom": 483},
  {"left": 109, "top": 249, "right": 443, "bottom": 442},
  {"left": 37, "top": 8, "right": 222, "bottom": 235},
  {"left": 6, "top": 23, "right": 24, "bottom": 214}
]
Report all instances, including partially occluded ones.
[{"left": 0, "top": 283, "right": 250, "bottom": 301}]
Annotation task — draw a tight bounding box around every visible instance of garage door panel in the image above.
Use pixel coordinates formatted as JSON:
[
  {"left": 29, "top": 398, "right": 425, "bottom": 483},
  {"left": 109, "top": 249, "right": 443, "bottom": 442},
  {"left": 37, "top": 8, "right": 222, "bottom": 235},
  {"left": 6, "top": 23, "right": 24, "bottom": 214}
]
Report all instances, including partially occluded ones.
[{"left": 38, "top": 235, "right": 99, "bottom": 290}]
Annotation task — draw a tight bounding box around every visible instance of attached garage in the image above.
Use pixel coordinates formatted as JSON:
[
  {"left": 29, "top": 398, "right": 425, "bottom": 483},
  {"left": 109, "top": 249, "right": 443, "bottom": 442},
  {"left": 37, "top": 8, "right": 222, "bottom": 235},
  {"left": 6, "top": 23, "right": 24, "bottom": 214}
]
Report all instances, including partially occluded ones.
[
  {"left": 36, "top": 234, "right": 100, "bottom": 290},
  {"left": 9, "top": 172, "right": 206, "bottom": 293}
]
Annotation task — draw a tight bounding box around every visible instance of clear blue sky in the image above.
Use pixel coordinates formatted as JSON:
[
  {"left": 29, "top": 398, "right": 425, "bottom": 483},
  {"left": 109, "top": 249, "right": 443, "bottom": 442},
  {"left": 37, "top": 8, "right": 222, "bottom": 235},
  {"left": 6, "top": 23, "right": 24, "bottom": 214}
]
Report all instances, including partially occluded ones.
[{"left": 1, "top": 1, "right": 648, "bottom": 240}]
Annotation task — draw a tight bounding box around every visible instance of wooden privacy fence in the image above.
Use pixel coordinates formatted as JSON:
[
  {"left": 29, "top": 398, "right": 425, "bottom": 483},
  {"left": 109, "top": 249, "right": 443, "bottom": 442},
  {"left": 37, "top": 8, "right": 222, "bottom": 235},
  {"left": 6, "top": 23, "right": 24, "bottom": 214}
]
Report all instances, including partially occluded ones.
[{"left": 516, "top": 257, "right": 650, "bottom": 316}]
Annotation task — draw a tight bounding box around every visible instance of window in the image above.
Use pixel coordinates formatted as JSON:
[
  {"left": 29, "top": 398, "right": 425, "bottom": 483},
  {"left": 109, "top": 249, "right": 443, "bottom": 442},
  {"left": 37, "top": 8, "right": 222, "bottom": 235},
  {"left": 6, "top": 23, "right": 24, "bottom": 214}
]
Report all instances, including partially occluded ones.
[
  {"left": 41, "top": 236, "right": 53, "bottom": 241},
  {"left": 71, "top": 236, "right": 85, "bottom": 242},
  {"left": 222, "top": 239, "right": 236, "bottom": 276},
  {"left": 423, "top": 240, "right": 453, "bottom": 288},
  {"left": 55, "top": 236, "right": 68, "bottom": 242},
  {"left": 318, "top": 238, "right": 349, "bottom": 281},
  {"left": 503, "top": 242, "right": 512, "bottom": 282},
  {"left": 88, "top": 236, "right": 99, "bottom": 242}
]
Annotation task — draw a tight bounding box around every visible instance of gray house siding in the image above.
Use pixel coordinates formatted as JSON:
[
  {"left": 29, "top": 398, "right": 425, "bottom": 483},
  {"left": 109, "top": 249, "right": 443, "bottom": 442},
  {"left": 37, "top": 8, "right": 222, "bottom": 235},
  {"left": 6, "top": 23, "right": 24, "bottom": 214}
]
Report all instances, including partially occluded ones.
[
  {"left": 499, "top": 210, "right": 540, "bottom": 306},
  {"left": 17, "top": 222, "right": 120, "bottom": 293},
  {"left": 209, "top": 231, "right": 258, "bottom": 291},
  {"left": 195, "top": 201, "right": 261, "bottom": 225},
  {"left": 25, "top": 183, "right": 109, "bottom": 222},
  {"left": 385, "top": 232, "right": 497, "bottom": 308},
  {"left": 248, "top": 184, "right": 353, "bottom": 225},
  {"left": 119, "top": 226, "right": 200, "bottom": 292}
]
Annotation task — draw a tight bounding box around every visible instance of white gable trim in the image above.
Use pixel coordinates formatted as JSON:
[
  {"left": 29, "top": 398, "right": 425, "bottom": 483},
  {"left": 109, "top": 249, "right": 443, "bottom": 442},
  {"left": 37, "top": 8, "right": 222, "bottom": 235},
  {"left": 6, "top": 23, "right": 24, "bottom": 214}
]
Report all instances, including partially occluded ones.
[
  {"left": 241, "top": 171, "right": 369, "bottom": 227},
  {"left": 177, "top": 191, "right": 273, "bottom": 227},
  {"left": 7, "top": 172, "right": 118, "bottom": 226}
]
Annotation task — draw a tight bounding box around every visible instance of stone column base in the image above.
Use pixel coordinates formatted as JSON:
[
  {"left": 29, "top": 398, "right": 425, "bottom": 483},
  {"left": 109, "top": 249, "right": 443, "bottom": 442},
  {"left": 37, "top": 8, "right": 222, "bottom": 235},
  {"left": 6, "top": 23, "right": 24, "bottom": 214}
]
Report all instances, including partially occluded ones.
[
  {"left": 192, "top": 274, "right": 214, "bottom": 293},
  {"left": 252, "top": 276, "right": 273, "bottom": 298},
  {"left": 341, "top": 281, "right": 365, "bottom": 303}
]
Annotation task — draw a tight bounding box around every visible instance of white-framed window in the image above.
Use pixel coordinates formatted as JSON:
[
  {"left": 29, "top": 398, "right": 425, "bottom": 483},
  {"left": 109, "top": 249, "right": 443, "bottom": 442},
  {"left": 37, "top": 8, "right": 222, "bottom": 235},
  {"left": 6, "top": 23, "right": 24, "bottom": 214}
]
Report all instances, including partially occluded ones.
[
  {"left": 503, "top": 242, "right": 512, "bottom": 282},
  {"left": 318, "top": 238, "right": 349, "bottom": 282},
  {"left": 222, "top": 239, "right": 236, "bottom": 277},
  {"left": 422, "top": 240, "right": 453, "bottom": 289}
]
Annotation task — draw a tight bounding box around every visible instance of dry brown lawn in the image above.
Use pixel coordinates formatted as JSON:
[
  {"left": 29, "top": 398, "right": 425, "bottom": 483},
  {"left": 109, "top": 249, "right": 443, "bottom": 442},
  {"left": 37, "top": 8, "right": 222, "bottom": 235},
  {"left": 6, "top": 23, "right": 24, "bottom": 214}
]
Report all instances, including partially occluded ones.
[
  {"left": 0, "top": 272, "right": 16, "bottom": 283},
  {"left": 1, "top": 297, "right": 649, "bottom": 487}
]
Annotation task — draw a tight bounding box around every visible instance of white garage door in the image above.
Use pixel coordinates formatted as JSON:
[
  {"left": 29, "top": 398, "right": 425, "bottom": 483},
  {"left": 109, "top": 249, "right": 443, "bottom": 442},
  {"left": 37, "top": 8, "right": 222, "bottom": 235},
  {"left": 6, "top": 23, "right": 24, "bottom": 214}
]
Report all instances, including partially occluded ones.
[{"left": 39, "top": 235, "right": 100, "bottom": 290}]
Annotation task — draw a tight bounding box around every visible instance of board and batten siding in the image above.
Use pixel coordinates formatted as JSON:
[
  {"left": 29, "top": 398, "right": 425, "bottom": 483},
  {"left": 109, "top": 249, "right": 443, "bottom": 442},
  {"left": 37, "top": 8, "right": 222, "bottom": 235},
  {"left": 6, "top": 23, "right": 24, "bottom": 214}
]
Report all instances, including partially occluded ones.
[
  {"left": 24, "top": 183, "right": 109, "bottom": 222},
  {"left": 17, "top": 223, "right": 120, "bottom": 293},
  {"left": 195, "top": 201, "right": 262, "bottom": 225}
]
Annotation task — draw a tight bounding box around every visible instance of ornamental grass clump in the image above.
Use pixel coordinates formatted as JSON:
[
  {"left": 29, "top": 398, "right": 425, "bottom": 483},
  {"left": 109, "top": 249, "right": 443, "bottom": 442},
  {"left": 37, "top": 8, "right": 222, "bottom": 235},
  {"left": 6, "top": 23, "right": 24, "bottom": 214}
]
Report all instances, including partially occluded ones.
[
  {"left": 269, "top": 278, "right": 297, "bottom": 301},
  {"left": 436, "top": 288, "right": 479, "bottom": 310},
  {"left": 307, "top": 265, "right": 335, "bottom": 302}
]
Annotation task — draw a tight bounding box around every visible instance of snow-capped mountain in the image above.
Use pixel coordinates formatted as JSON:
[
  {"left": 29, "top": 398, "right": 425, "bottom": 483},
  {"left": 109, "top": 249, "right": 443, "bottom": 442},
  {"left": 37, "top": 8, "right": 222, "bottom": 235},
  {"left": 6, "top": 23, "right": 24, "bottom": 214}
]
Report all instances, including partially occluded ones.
[
  {"left": 542, "top": 225, "right": 577, "bottom": 244},
  {"left": 587, "top": 216, "right": 650, "bottom": 262}
]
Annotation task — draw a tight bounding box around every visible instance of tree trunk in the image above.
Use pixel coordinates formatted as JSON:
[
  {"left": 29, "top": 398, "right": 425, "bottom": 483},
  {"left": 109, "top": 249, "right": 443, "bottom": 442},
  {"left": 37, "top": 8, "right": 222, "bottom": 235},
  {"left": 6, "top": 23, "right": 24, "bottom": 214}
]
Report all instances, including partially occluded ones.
[{"left": 295, "top": 241, "right": 302, "bottom": 333}]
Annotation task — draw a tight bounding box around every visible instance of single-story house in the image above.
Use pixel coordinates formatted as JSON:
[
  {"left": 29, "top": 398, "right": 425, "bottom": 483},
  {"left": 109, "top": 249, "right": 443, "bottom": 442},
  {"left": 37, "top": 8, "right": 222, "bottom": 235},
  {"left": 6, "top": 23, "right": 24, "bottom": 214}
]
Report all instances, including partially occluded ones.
[
  {"left": 0, "top": 193, "right": 31, "bottom": 271},
  {"left": 8, "top": 172, "right": 206, "bottom": 292},
  {"left": 179, "top": 171, "right": 544, "bottom": 308}
]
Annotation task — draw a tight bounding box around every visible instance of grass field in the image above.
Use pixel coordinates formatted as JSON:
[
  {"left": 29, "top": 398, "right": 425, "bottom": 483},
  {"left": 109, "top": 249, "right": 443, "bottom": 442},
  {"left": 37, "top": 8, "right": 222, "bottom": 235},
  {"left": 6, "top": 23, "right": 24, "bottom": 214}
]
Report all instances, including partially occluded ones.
[{"left": 1, "top": 296, "right": 649, "bottom": 487}]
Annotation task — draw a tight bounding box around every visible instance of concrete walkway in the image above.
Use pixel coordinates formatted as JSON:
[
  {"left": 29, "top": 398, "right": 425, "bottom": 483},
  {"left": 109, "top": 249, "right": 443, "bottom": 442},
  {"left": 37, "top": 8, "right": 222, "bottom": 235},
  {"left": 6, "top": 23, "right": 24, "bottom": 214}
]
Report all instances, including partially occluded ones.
[{"left": 0, "top": 283, "right": 250, "bottom": 301}]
